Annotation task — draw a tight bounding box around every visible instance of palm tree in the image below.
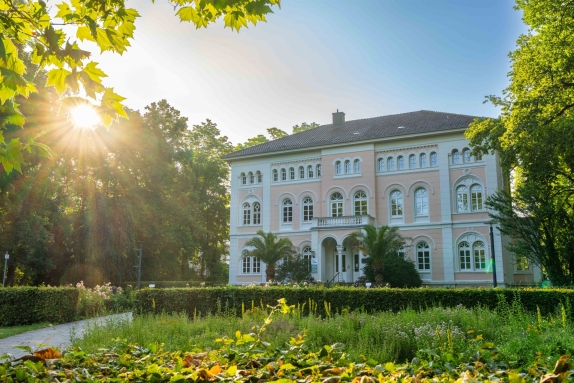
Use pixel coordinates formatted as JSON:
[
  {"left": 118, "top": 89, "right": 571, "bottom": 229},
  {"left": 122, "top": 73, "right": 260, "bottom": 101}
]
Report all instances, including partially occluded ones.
[
  {"left": 350, "top": 225, "right": 406, "bottom": 285},
  {"left": 243, "top": 231, "right": 296, "bottom": 282}
]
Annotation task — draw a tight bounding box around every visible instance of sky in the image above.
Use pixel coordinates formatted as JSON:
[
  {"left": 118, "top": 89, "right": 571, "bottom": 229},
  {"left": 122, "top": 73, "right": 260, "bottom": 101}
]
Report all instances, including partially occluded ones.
[{"left": 93, "top": 0, "right": 528, "bottom": 145}]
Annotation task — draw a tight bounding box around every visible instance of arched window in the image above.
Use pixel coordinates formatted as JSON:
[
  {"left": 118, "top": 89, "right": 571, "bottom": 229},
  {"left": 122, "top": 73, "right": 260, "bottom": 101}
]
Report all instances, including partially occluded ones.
[
  {"left": 463, "top": 149, "right": 471, "bottom": 163},
  {"left": 471, "top": 184, "right": 483, "bottom": 211},
  {"left": 299, "top": 166, "right": 305, "bottom": 179},
  {"left": 354, "top": 190, "right": 367, "bottom": 215},
  {"left": 242, "top": 202, "right": 251, "bottom": 225},
  {"left": 459, "top": 241, "right": 471, "bottom": 270},
  {"left": 302, "top": 246, "right": 312, "bottom": 271},
  {"left": 241, "top": 172, "right": 247, "bottom": 185},
  {"left": 256, "top": 171, "right": 262, "bottom": 183},
  {"left": 281, "top": 168, "right": 287, "bottom": 181},
  {"left": 456, "top": 185, "right": 469, "bottom": 212},
  {"left": 330, "top": 192, "right": 344, "bottom": 217},
  {"left": 344, "top": 160, "right": 351, "bottom": 173},
  {"left": 430, "top": 152, "right": 438, "bottom": 166},
  {"left": 390, "top": 190, "right": 403, "bottom": 217},
  {"left": 335, "top": 161, "right": 342, "bottom": 174},
  {"left": 473, "top": 241, "right": 486, "bottom": 270},
  {"left": 282, "top": 198, "right": 293, "bottom": 223},
  {"left": 378, "top": 158, "right": 385, "bottom": 172},
  {"left": 397, "top": 156, "right": 404, "bottom": 170},
  {"left": 420, "top": 153, "right": 427, "bottom": 167},
  {"left": 308, "top": 165, "right": 314, "bottom": 178},
  {"left": 302, "top": 197, "right": 314, "bottom": 222},
  {"left": 253, "top": 202, "right": 261, "bottom": 225},
  {"left": 452, "top": 150, "right": 461, "bottom": 164},
  {"left": 409, "top": 155, "right": 416, "bottom": 169},
  {"left": 273, "top": 169, "right": 278, "bottom": 182},
  {"left": 354, "top": 159, "right": 361, "bottom": 173},
  {"left": 248, "top": 171, "right": 254, "bottom": 184},
  {"left": 316, "top": 164, "right": 322, "bottom": 177},
  {"left": 387, "top": 157, "right": 395, "bottom": 171},
  {"left": 289, "top": 167, "right": 295, "bottom": 180},
  {"left": 414, "top": 188, "right": 428, "bottom": 216},
  {"left": 242, "top": 251, "right": 261, "bottom": 274},
  {"left": 416, "top": 242, "right": 430, "bottom": 270}
]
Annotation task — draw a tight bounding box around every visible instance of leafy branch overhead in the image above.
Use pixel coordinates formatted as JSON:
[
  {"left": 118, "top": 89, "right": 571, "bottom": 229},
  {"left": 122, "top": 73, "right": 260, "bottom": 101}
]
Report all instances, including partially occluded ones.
[{"left": 0, "top": 0, "right": 281, "bottom": 172}]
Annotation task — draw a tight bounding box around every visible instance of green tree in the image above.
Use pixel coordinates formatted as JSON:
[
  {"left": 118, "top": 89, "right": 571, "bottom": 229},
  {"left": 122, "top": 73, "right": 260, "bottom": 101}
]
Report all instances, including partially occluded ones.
[
  {"left": 243, "top": 230, "right": 296, "bottom": 282},
  {"left": 266, "top": 127, "right": 288, "bottom": 140},
  {"left": 292, "top": 122, "right": 319, "bottom": 134},
  {"left": 0, "top": 0, "right": 281, "bottom": 172},
  {"left": 275, "top": 255, "right": 312, "bottom": 283},
  {"left": 235, "top": 134, "right": 268, "bottom": 151},
  {"left": 349, "top": 225, "right": 408, "bottom": 285}
]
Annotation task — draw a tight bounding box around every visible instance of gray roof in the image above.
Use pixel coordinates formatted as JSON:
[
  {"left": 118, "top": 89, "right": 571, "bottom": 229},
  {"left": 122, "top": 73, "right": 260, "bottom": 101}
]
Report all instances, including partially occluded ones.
[{"left": 223, "top": 110, "right": 479, "bottom": 160}]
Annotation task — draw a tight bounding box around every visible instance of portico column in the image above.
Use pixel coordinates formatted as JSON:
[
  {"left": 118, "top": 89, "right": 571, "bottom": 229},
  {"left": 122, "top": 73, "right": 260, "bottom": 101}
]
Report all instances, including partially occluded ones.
[{"left": 336, "top": 245, "right": 345, "bottom": 282}]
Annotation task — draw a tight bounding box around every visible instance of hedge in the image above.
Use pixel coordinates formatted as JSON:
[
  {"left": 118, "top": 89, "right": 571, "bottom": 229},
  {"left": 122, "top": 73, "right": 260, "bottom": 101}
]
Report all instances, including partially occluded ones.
[
  {"left": 119, "top": 281, "right": 223, "bottom": 288},
  {"left": 0, "top": 287, "right": 79, "bottom": 326},
  {"left": 133, "top": 286, "right": 574, "bottom": 318}
]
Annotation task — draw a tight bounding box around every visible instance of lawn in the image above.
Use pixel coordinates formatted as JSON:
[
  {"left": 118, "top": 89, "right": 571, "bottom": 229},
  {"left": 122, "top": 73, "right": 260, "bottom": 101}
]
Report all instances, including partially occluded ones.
[{"left": 0, "top": 323, "right": 51, "bottom": 340}]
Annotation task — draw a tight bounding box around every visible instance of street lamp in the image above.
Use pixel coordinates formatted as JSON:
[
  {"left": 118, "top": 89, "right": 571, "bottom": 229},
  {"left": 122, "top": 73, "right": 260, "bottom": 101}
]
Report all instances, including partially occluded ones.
[
  {"left": 488, "top": 222, "right": 498, "bottom": 288},
  {"left": 3, "top": 252, "right": 9, "bottom": 287}
]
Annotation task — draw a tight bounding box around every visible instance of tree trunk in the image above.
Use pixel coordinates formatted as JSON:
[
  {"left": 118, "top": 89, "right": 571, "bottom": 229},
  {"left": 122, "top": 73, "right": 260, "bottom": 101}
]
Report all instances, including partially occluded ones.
[{"left": 266, "top": 264, "right": 275, "bottom": 282}]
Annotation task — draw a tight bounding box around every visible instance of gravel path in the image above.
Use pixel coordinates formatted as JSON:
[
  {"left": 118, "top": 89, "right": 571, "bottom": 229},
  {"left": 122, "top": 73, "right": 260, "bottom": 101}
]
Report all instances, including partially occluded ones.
[{"left": 0, "top": 313, "right": 132, "bottom": 359}]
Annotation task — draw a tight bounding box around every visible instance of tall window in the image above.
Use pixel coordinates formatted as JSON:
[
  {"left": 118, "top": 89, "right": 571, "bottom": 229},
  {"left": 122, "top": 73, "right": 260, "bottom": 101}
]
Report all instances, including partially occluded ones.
[
  {"left": 473, "top": 241, "right": 486, "bottom": 270},
  {"left": 281, "top": 168, "right": 286, "bottom": 181},
  {"left": 414, "top": 188, "right": 428, "bottom": 216},
  {"left": 420, "top": 153, "right": 427, "bottom": 167},
  {"left": 456, "top": 185, "right": 469, "bottom": 212},
  {"left": 463, "top": 149, "right": 471, "bottom": 163},
  {"left": 248, "top": 172, "right": 254, "bottom": 183},
  {"left": 252, "top": 257, "right": 261, "bottom": 273},
  {"left": 302, "top": 197, "right": 314, "bottom": 222},
  {"left": 256, "top": 171, "right": 262, "bottom": 183},
  {"left": 390, "top": 190, "right": 403, "bottom": 217},
  {"left": 242, "top": 256, "right": 251, "bottom": 273},
  {"left": 344, "top": 160, "right": 351, "bottom": 173},
  {"left": 302, "top": 246, "right": 312, "bottom": 271},
  {"left": 335, "top": 161, "right": 342, "bottom": 174},
  {"left": 241, "top": 173, "right": 247, "bottom": 185},
  {"left": 242, "top": 202, "right": 251, "bottom": 225},
  {"left": 409, "top": 155, "right": 416, "bottom": 169},
  {"left": 471, "top": 184, "right": 483, "bottom": 211},
  {"left": 354, "top": 190, "right": 367, "bottom": 215},
  {"left": 453, "top": 150, "right": 461, "bottom": 164},
  {"left": 378, "top": 158, "right": 385, "bottom": 172},
  {"left": 459, "top": 241, "right": 471, "bottom": 270},
  {"left": 515, "top": 254, "right": 530, "bottom": 271},
  {"left": 388, "top": 157, "right": 395, "bottom": 171},
  {"left": 330, "top": 192, "right": 344, "bottom": 217},
  {"left": 282, "top": 198, "right": 293, "bottom": 223},
  {"left": 397, "top": 156, "right": 404, "bottom": 170},
  {"left": 430, "top": 152, "right": 438, "bottom": 166},
  {"left": 354, "top": 159, "right": 361, "bottom": 173},
  {"left": 273, "top": 169, "right": 278, "bottom": 182},
  {"left": 253, "top": 202, "right": 261, "bottom": 225},
  {"left": 316, "top": 164, "right": 322, "bottom": 177},
  {"left": 299, "top": 166, "right": 305, "bottom": 179},
  {"left": 307, "top": 165, "right": 314, "bottom": 178},
  {"left": 417, "top": 242, "right": 430, "bottom": 270},
  {"left": 289, "top": 167, "right": 295, "bottom": 180}
]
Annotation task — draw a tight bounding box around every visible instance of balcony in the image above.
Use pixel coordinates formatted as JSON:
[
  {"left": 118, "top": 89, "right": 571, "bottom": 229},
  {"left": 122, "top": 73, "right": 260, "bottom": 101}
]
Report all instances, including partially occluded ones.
[{"left": 312, "top": 214, "right": 375, "bottom": 228}]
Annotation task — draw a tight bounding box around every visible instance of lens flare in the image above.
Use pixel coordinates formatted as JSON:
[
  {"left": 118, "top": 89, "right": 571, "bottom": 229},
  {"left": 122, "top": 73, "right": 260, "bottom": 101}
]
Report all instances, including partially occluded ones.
[{"left": 70, "top": 105, "right": 100, "bottom": 129}]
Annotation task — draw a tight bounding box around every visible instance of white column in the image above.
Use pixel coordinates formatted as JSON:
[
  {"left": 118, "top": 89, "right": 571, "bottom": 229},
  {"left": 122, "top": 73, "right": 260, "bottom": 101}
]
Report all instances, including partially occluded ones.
[{"left": 336, "top": 245, "right": 345, "bottom": 282}]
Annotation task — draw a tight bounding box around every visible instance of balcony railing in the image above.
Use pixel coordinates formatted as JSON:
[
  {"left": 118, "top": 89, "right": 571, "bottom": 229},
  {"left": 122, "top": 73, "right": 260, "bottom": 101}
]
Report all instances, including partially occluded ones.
[{"left": 313, "top": 214, "right": 375, "bottom": 228}]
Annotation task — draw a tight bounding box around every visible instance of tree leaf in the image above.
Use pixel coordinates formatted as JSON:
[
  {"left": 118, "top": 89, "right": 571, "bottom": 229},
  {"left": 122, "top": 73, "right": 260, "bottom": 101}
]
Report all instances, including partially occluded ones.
[
  {"left": 82, "top": 61, "right": 107, "bottom": 83},
  {"left": 46, "top": 68, "right": 71, "bottom": 95}
]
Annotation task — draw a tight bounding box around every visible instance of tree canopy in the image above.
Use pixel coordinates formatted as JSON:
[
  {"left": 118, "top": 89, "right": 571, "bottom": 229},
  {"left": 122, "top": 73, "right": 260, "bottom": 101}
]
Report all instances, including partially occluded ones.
[
  {"left": 243, "top": 230, "right": 296, "bottom": 282},
  {"left": 0, "top": 0, "right": 281, "bottom": 172},
  {"left": 235, "top": 121, "right": 319, "bottom": 151}
]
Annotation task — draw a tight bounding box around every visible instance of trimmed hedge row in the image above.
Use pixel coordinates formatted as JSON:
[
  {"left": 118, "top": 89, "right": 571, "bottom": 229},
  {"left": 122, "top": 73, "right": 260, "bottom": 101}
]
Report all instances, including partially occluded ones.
[
  {"left": 0, "top": 287, "right": 79, "bottom": 326},
  {"left": 133, "top": 286, "right": 574, "bottom": 318}
]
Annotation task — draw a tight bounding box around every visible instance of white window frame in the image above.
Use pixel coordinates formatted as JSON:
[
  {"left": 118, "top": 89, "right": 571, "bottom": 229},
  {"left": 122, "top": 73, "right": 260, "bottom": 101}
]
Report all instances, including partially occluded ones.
[
  {"left": 353, "top": 190, "right": 368, "bottom": 215},
  {"left": 455, "top": 182, "right": 484, "bottom": 213},
  {"left": 420, "top": 153, "right": 427, "bottom": 167},
  {"left": 289, "top": 167, "right": 295, "bottom": 180},
  {"left": 452, "top": 150, "right": 461, "bottom": 164},
  {"left": 388, "top": 157, "right": 395, "bottom": 171},
  {"left": 354, "top": 159, "right": 361, "bottom": 173},
  {"left": 282, "top": 198, "right": 293, "bottom": 223},
  {"left": 281, "top": 168, "right": 287, "bottom": 181},
  {"left": 390, "top": 190, "right": 403, "bottom": 218},
  {"left": 248, "top": 171, "right": 254, "bottom": 184},
  {"left": 302, "top": 196, "right": 314, "bottom": 222},
  {"left": 378, "top": 158, "right": 385, "bottom": 172},
  {"left": 409, "top": 154, "right": 416, "bottom": 169},
  {"left": 463, "top": 149, "right": 471, "bottom": 163},
  {"left": 416, "top": 241, "right": 431, "bottom": 271},
  {"left": 242, "top": 202, "right": 251, "bottom": 225},
  {"left": 397, "top": 156, "right": 404, "bottom": 170},
  {"left": 273, "top": 169, "right": 278, "bottom": 182},
  {"left": 253, "top": 202, "right": 261, "bottom": 225},
  {"left": 514, "top": 253, "right": 531, "bottom": 272},
  {"left": 430, "top": 152, "right": 438, "bottom": 166},
  {"left": 344, "top": 160, "right": 351, "bottom": 174},
  {"left": 414, "top": 188, "right": 429, "bottom": 217},
  {"left": 330, "top": 192, "right": 344, "bottom": 217},
  {"left": 457, "top": 234, "right": 489, "bottom": 272},
  {"left": 299, "top": 166, "right": 305, "bottom": 179},
  {"left": 307, "top": 165, "right": 314, "bottom": 178},
  {"left": 241, "top": 172, "right": 247, "bottom": 185},
  {"left": 335, "top": 161, "right": 342, "bottom": 175},
  {"left": 316, "top": 164, "right": 322, "bottom": 177},
  {"left": 256, "top": 171, "right": 262, "bottom": 183}
]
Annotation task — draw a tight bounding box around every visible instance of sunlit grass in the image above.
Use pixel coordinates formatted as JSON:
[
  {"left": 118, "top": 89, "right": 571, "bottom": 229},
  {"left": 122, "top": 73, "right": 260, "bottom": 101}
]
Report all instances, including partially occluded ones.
[{"left": 0, "top": 323, "right": 52, "bottom": 340}]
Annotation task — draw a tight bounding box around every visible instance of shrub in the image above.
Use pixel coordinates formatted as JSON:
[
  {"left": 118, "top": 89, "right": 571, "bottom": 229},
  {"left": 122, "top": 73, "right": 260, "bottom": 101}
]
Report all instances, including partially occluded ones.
[
  {"left": 275, "top": 257, "right": 312, "bottom": 283},
  {"left": 0, "top": 287, "right": 78, "bottom": 326}
]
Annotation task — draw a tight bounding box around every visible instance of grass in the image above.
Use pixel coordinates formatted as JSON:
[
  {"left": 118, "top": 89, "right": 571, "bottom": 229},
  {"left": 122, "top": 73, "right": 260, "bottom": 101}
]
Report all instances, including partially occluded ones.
[
  {"left": 0, "top": 323, "right": 52, "bottom": 339},
  {"left": 73, "top": 297, "right": 574, "bottom": 368}
]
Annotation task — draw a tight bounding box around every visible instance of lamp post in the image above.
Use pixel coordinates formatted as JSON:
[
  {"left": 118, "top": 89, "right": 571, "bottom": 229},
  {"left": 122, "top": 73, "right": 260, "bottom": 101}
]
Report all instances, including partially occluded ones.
[
  {"left": 489, "top": 222, "right": 498, "bottom": 288},
  {"left": 3, "top": 252, "right": 9, "bottom": 287}
]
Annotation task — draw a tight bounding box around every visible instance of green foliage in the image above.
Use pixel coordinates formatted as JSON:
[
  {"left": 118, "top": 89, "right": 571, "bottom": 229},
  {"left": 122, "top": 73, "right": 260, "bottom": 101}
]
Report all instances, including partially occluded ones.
[
  {"left": 0, "top": 287, "right": 78, "bottom": 326},
  {"left": 266, "top": 127, "right": 288, "bottom": 140},
  {"left": 292, "top": 121, "right": 319, "bottom": 134},
  {"left": 243, "top": 231, "right": 297, "bottom": 281},
  {"left": 0, "top": 0, "right": 281, "bottom": 173},
  {"left": 133, "top": 286, "right": 574, "bottom": 320},
  {"left": 362, "top": 255, "right": 422, "bottom": 288},
  {"left": 234, "top": 122, "right": 319, "bottom": 151},
  {"left": 275, "top": 256, "right": 312, "bottom": 283}
]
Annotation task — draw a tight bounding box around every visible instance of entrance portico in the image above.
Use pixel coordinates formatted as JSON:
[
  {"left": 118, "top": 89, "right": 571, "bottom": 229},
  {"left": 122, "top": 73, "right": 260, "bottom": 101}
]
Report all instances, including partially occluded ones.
[{"left": 319, "top": 234, "right": 362, "bottom": 283}]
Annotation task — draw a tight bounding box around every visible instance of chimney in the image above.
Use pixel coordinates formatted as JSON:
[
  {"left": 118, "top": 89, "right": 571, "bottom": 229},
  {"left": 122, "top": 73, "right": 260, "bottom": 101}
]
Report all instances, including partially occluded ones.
[{"left": 332, "top": 109, "right": 345, "bottom": 126}]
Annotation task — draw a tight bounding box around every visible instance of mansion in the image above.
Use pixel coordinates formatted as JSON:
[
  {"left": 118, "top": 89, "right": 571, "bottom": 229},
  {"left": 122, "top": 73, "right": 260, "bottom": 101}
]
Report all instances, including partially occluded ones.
[{"left": 223, "top": 110, "right": 541, "bottom": 287}]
